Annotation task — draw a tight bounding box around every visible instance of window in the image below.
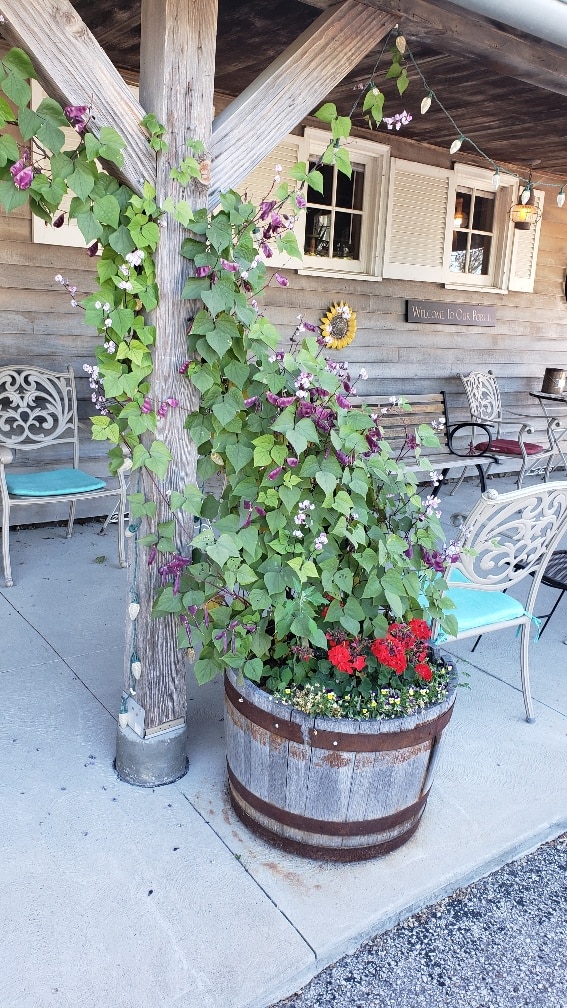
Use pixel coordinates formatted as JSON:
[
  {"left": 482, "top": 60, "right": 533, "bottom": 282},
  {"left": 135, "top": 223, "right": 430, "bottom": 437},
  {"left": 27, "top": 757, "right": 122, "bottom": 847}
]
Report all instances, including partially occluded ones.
[
  {"left": 304, "top": 159, "right": 365, "bottom": 260},
  {"left": 450, "top": 186, "right": 495, "bottom": 276},
  {"left": 297, "top": 128, "right": 389, "bottom": 278},
  {"left": 383, "top": 159, "right": 543, "bottom": 293}
]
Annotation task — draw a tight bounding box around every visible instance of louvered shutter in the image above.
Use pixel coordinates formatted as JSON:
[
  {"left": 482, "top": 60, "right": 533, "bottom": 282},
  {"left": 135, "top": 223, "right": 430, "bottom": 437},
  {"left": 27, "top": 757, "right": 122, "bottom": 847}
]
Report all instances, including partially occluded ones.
[
  {"left": 238, "top": 136, "right": 302, "bottom": 268},
  {"left": 383, "top": 159, "right": 452, "bottom": 282},
  {"left": 508, "top": 189, "right": 544, "bottom": 292}
]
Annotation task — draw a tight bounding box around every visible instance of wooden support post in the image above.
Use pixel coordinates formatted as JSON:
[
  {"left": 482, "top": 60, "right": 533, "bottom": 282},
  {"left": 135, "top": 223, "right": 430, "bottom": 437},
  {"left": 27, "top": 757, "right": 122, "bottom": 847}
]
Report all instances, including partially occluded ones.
[
  {"left": 0, "top": 0, "right": 155, "bottom": 192},
  {"left": 115, "top": 0, "right": 218, "bottom": 785}
]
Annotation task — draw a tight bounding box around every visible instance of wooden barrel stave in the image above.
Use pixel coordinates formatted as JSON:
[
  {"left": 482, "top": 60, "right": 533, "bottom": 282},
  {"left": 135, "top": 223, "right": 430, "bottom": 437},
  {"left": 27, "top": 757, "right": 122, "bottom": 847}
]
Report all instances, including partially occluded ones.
[{"left": 224, "top": 669, "right": 456, "bottom": 861}]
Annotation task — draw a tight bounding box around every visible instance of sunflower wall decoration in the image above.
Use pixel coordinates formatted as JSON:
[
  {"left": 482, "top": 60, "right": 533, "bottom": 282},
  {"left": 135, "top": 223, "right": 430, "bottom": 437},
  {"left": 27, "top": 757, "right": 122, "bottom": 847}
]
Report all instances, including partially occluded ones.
[{"left": 320, "top": 301, "right": 357, "bottom": 350}]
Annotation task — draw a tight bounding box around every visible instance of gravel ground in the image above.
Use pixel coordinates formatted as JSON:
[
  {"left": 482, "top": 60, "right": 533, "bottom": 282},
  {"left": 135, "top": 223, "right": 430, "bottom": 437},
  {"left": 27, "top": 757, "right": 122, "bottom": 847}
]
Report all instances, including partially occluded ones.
[{"left": 272, "top": 833, "right": 567, "bottom": 1008}]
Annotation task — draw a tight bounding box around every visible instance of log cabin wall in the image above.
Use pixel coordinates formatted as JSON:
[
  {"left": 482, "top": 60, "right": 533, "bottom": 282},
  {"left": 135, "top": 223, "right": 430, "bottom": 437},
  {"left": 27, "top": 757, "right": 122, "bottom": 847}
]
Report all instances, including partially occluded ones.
[{"left": 2, "top": 55, "right": 567, "bottom": 521}]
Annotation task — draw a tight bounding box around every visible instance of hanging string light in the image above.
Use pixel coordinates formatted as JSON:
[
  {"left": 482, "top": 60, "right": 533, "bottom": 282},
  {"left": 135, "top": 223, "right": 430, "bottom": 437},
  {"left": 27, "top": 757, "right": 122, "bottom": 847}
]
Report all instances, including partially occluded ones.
[{"left": 359, "top": 27, "right": 567, "bottom": 211}]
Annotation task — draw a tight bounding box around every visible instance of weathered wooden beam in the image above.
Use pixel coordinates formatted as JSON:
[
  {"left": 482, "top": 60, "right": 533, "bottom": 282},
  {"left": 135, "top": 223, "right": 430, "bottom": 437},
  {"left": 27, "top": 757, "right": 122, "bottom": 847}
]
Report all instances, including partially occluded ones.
[
  {"left": 0, "top": 0, "right": 155, "bottom": 193},
  {"left": 209, "top": 0, "right": 397, "bottom": 205},
  {"left": 298, "top": 0, "right": 567, "bottom": 97},
  {"left": 116, "top": 0, "right": 218, "bottom": 784}
]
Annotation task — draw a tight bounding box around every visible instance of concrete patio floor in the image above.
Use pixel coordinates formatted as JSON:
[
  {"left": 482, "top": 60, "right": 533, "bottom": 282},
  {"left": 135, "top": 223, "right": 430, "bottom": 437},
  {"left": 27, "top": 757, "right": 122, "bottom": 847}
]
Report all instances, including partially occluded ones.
[{"left": 1, "top": 473, "right": 567, "bottom": 1008}]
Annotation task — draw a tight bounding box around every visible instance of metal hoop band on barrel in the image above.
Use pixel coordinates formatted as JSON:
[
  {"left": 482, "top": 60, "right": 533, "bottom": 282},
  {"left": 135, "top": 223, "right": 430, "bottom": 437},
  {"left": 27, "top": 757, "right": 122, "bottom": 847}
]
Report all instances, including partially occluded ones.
[{"left": 224, "top": 673, "right": 453, "bottom": 752}]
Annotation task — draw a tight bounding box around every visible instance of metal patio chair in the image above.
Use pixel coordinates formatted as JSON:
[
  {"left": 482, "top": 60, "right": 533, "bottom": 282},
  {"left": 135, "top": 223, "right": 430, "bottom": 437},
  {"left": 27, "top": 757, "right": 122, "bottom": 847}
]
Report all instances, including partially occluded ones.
[
  {"left": 0, "top": 364, "right": 130, "bottom": 587},
  {"left": 459, "top": 370, "right": 555, "bottom": 489},
  {"left": 432, "top": 481, "right": 567, "bottom": 722}
]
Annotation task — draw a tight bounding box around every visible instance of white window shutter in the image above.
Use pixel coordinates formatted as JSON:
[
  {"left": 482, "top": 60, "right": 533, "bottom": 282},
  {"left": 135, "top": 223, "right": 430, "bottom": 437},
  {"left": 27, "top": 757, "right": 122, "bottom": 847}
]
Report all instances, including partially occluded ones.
[
  {"left": 238, "top": 137, "right": 302, "bottom": 269},
  {"left": 508, "top": 189, "right": 544, "bottom": 292},
  {"left": 383, "top": 159, "right": 451, "bottom": 282}
]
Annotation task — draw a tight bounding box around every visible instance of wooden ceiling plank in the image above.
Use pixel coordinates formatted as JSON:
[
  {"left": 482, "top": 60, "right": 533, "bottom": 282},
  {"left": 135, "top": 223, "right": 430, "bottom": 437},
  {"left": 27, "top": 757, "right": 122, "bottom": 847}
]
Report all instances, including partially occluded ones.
[
  {"left": 210, "top": 0, "right": 397, "bottom": 205},
  {"left": 0, "top": 0, "right": 155, "bottom": 193},
  {"left": 300, "top": 0, "right": 567, "bottom": 96}
]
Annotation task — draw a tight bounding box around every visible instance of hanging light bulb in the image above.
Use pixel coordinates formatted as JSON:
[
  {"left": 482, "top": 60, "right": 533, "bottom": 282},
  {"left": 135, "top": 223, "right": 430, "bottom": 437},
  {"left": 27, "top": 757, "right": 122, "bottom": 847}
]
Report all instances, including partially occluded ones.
[
  {"left": 557, "top": 188, "right": 566, "bottom": 208},
  {"left": 421, "top": 92, "right": 432, "bottom": 114},
  {"left": 395, "top": 32, "right": 407, "bottom": 54},
  {"left": 520, "top": 185, "right": 531, "bottom": 204},
  {"left": 449, "top": 136, "right": 464, "bottom": 155},
  {"left": 492, "top": 169, "right": 500, "bottom": 190}
]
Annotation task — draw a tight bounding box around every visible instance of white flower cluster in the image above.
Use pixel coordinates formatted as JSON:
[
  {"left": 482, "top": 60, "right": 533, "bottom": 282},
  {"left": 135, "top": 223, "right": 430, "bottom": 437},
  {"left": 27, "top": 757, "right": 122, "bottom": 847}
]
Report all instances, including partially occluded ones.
[{"left": 292, "top": 499, "right": 315, "bottom": 538}]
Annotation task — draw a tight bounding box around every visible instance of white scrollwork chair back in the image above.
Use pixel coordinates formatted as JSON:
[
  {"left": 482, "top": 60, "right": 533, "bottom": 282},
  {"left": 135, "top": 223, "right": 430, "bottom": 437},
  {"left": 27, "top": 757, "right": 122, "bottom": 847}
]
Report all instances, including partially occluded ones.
[
  {"left": 435, "top": 481, "right": 567, "bottom": 722},
  {"left": 459, "top": 370, "right": 554, "bottom": 489},
  {"left": 0, "top": 365, "right": 130, "bottom": 586}
]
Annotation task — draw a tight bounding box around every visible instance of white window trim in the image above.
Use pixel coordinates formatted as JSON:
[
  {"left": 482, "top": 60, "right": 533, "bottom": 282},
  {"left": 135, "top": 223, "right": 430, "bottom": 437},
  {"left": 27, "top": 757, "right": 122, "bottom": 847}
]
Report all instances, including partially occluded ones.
[{"left": 296, "top": 128, "right": 389, "bottom": 279}]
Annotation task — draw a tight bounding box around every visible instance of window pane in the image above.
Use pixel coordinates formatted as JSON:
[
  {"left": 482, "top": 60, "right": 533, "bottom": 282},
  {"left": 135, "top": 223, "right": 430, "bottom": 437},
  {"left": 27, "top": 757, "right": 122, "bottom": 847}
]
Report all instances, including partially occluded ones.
[
  {"left": 336, "top": 163, "right": 365, "bottom": 211},
  {"left": 333, "top": 211, "right": 361, "bottom": 259},
  {"left": 472, "top": 194, "right": 494, "bottom": 232},
  {"left": 469, "top": 233, "right": 492, "bottom": 274},
  {"left": 304, "top": 209, "right": 331, "bottom": 256},
  {"left": 307, "top": 160, "right": 333, "bottom": 206},
  {"left": 454, "top": 191, "right": 471, "bottom": 229},
  {"left": 450, "top": 230, "right": 467, "bottom": 272}
]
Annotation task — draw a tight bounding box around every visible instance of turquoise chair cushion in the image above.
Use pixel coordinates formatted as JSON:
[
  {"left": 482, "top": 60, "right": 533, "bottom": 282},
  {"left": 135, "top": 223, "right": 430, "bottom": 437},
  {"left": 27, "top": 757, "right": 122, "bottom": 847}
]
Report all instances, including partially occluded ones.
[
  {"left": 446, "top": 569, "right": 526, "bottom": 633},
  {"left": 6, "top": 468, "right": 107, "bottom": 497}
]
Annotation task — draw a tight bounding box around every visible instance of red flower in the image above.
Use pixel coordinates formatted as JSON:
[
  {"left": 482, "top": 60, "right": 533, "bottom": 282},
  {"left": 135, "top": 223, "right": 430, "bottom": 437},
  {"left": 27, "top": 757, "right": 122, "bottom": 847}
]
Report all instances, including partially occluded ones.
[
  {"left": 328, "top": 643, "right": 353, "bottom": 674},
  {"left": 351, "top": 655, "right": 366, "bottom": 671},
  {"left": 415, "top": 662, "right": 433, "bottom": 682},
  {"left": 370, "top": 637, "right": 407, "bottom": 674},
  {"left": 409, "top": 619, "right": 431, "bottom": 641}
]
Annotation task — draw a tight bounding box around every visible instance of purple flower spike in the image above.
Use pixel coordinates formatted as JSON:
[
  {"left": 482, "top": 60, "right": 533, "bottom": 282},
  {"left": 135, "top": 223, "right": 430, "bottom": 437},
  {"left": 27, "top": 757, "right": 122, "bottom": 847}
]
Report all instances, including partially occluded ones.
[
  {"left": 260, "top": 242, "right": 273, "bottom": 259},
  {"left": 295, "top": 194, "right": 307, "bottom": 209},
  {"left": 274, "top": 273, "right": 289, "bottom": 287},
  {"left": 286, "top": 457, "right": 298, "bottom": 467},
  {"left": 195, "top": 265, "right": 211, "bottom": 277},
  {"left": 259, "top": 200, "right": 277, "bottom": 221},
  {"left": 220, "top": 258, "right": 239, "bottom": 273},
  {"left": 266, "top": 391, "right": 296, "bottom": 409},
  {"left": 255, "top": 506, "right": 266, "bottom": 517},
  {"left": 10, "top": 157, "right": 33, "bottom": 190},
  {"left": 267, "top": 466, "right": 283, "bottom": 481},
  {"left": 87, "top": 242, "right": 99, "bottom": 257},
  {"left": 179, "top": 361, "right": 190, "bottom": 375},
  {"left": 336, "top": 394, "right": 351, "bottom": 410},
  {"left": 303, "top": 321, "right": 318, "bottom": 333},
  {"left": 53, "top": 213, "right": 65, "bottom": 228},
  {"left": 244, "top": 396, "right": 259, "bottom": 408},
  {"left": 147, "top": 545, "right": 157, "bottom": 566},
  {"left": 141, "top": 396, "right": 152, "bottom": 414}
]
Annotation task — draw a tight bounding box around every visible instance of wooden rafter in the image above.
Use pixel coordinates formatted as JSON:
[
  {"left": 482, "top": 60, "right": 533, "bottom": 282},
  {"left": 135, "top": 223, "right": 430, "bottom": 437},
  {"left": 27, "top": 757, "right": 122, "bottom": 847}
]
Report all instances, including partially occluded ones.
[
  {"left": 209, "top": 0, "right": 398, "bottom": 205},
  {"left": 0, "top": 0, "right": 154, "bottom": 193},
  {"left": 299, "top": 0, "right": 567, "bottom": 97}
]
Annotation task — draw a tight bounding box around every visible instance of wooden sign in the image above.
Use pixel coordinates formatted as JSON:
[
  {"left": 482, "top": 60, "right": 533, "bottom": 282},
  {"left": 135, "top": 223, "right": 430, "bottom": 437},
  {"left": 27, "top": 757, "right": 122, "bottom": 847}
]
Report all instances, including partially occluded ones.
[{"left": 406, "top": 299, "right": 496, "bottom": 326}]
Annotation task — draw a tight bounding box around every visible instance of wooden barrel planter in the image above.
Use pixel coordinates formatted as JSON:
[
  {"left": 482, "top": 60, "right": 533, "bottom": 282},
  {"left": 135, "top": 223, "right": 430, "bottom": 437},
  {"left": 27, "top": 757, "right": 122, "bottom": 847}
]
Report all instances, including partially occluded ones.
[{"left": 224, "top": 668, "right": 457, "bottom": 862}]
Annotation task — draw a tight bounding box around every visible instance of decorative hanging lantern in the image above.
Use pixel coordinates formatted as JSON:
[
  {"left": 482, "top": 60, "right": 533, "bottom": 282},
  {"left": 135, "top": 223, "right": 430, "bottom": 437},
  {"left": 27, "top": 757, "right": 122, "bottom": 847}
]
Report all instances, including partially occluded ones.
[{"left": 510, "top": 171, "right": 542, "bottom": 230}]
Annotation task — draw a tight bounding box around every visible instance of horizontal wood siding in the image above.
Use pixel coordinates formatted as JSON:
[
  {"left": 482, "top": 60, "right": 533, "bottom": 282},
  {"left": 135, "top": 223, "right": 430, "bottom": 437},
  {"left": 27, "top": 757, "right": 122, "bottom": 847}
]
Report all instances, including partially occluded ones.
[{"left": 1, "top": 55, "right": 566, "bottom": 509}]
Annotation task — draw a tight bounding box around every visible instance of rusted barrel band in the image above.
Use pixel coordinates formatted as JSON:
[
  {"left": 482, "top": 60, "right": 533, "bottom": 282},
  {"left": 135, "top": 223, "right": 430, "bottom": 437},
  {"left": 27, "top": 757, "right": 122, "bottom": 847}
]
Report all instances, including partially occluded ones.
[
  {"left": 225, "top": 673, "right": 454, "bottom": 752},
  {"left": 229, "top": 794, "right": 423, "bottom": 862},
  {"left": 227, "top": 762, "right": 429, "bottom": 837}
]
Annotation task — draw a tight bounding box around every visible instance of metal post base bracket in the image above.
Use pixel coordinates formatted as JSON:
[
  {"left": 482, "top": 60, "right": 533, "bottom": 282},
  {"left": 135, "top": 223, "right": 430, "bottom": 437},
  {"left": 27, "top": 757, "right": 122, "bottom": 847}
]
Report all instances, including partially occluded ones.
[{"left": 115, "top": 723, "right": 188, "bottom": 787}]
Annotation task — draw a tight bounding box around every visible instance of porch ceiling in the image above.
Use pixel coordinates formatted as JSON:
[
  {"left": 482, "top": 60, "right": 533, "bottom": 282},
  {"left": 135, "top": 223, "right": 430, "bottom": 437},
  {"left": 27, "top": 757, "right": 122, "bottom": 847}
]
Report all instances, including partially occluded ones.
[{"left": 32, "top": 0, "right": 567, "bottom": 178}]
